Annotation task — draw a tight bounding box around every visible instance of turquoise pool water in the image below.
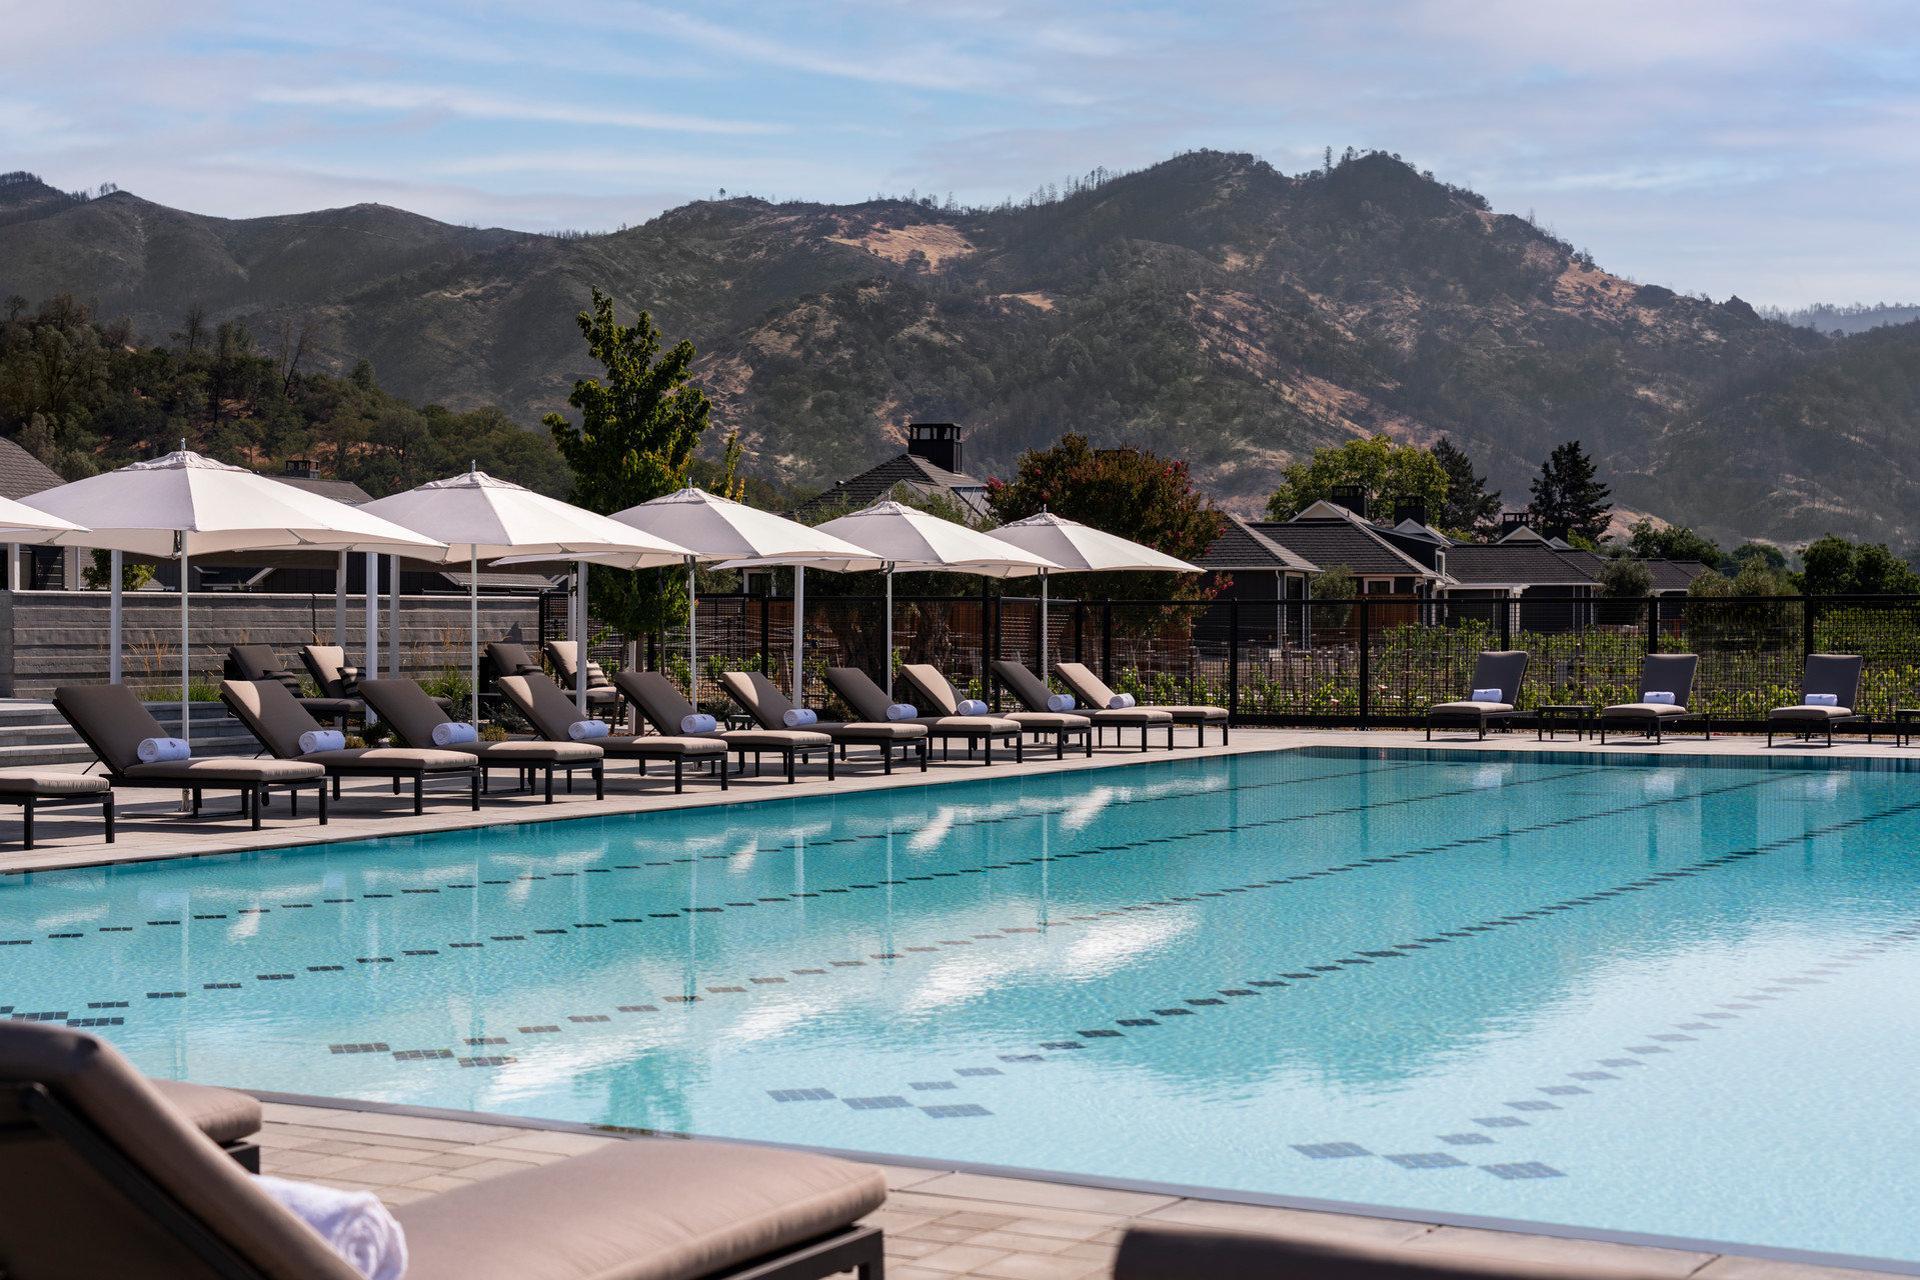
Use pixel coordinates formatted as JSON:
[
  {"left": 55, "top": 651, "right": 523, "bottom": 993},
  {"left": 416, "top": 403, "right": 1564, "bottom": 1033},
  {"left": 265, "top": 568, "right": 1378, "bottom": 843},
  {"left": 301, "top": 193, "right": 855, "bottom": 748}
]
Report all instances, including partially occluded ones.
[{"left": 5, "top": 748, "right": 1919, "bottom": 1268}]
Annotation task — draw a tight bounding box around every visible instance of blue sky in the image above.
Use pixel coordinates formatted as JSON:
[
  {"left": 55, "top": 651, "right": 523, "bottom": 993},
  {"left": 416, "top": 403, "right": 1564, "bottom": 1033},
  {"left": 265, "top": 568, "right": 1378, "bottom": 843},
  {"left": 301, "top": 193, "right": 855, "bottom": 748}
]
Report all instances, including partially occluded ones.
[{"left": 4, "top": 0, "right": 1917, "bottom": 306}]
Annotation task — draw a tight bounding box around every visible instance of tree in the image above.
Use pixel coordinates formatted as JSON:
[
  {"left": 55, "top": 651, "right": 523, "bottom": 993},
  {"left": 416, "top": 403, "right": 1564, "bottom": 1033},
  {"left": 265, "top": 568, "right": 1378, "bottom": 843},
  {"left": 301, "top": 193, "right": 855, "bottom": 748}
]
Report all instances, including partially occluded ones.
[
  {"left": 1529, "top": 440, "right": 1611, "bottom": 541},
  {"left": 987, "top": 433, "right": 1224, "bottom": 604},
  {"left": 1726, "top": 541, "right": 1787, "bottom": 573},
  {"left": 1431, "top": 436, "right": 1499, "bottom": 536},
  {"left": 1264, "top": 435, "right": 1448, "bottom": 523},
  {"left": 1626, "top": 519, "right": 1722, "bottom": 567},
  {"left": 1598, "top": 558, "right": 1652, "bottom": 599},
  {"left": 1800, "top": 535, "right": 1920, "bottom": 595},
  {"left": 544, "top": 288, "right": 714, "bottom": 638}
]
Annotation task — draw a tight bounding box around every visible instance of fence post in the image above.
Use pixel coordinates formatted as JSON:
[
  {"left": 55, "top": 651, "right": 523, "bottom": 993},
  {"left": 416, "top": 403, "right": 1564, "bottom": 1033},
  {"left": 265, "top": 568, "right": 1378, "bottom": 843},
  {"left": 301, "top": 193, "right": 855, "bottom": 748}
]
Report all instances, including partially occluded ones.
[
  {"left": 1499, "top": 594, "right": 1512, "bottom": 652},
  {"left": 758, "top": 594, "right": 769, "bottom": 674},
  {"left": 1074, "top": 600, "right": 1085, "bottom": 667},
  {"left": 1803, "top": 594, "right": 1816, "bottom": 658},
  {"left": 1101, "top": 601, "right": 1113, "bottom": 683},
  {"left": 1645, "top": 596, "right": 1659, "bottom": 655},
  {"left": 1227, "top": 600, "right": 1240, "bottom": 726},
  {"left": 1357, "top": 598, "right": 1371, "bottom": 729}
]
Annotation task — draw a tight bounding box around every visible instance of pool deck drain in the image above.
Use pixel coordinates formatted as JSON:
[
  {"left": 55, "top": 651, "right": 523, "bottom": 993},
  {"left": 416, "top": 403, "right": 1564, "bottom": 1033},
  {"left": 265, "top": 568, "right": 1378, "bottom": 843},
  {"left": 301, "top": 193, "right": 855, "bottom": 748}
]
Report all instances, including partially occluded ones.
[{"left": 11, "top": 726, "right": 1916, "bottom": 1276}]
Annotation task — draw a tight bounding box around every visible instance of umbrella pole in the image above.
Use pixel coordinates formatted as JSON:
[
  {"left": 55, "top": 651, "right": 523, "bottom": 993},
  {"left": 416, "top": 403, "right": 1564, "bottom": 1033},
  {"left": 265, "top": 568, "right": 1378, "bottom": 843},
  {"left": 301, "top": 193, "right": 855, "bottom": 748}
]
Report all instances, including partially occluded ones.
[
  {"left": 109, "top": 551, "right": 123, "bottom": 685},
  {"left": 335, "top": 550, "right": 347, "bottom": 653},
  {"left": 575, "top": 559, "right": 588, "bottom": 714},
  {"left": 387, "top": 554, "right": 399, "bottom": 678},
  {"left": 791, "top": 565, "right": 805, "bottom": 704},
  {"left": 1039, "top": 568, "right": 1048, "bottom": 679},
  {"left": 884, "top": 564, "right": 894, "bottom": 697},
  {"left": 686, "top": 556, "right": 698, "bottom": 709},
  {"left": 178, "top": 542, "right": 190, "bottom": 743},
  {"left": 363, "top": 552, "right": 379, "bottom": 725},
  {"left": 468, "top": 548, "right": 479, "bottom": 727}
]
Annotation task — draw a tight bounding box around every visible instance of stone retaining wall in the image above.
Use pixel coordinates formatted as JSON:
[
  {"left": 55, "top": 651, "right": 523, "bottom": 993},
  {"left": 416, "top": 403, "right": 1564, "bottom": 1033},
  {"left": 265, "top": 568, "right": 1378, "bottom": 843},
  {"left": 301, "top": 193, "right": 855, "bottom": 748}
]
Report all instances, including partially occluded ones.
[{"left": 0, "top": 590, "right": 542, "bottom": 699}]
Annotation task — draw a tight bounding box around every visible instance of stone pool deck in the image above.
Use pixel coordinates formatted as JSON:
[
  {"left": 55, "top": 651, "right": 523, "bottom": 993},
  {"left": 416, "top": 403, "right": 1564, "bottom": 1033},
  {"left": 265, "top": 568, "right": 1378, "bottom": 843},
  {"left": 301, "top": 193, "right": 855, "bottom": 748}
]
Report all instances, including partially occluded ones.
[{"left": 7, "top": 726, "right": 1908, "bottom": 1278}]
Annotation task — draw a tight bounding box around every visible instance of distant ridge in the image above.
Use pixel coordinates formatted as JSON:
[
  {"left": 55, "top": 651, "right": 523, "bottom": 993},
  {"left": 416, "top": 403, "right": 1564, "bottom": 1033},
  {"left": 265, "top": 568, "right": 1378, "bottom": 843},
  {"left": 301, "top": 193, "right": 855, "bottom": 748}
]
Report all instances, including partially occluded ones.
[{"left": 4, "top": 150, "right": 1918, "bottom": 545}]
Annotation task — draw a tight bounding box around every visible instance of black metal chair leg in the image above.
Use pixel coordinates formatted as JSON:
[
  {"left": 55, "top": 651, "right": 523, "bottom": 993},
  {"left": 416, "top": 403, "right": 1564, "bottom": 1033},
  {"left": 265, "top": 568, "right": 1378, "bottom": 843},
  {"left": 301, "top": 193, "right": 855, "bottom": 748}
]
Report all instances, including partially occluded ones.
[
  {"left": 21, "top": 797, "right": 33, "bottom": 850},
  {"left": 413, "top": 775, "right": 425, "bottom": 815},
  {"left": 470, "top": 771, "right": 481, "bottom": 810},
  {"left": 103, "top": 793, "right": 114, "bottom": 843},
  {"left": 674, "top": 759, "right": 684, "bottom": 794}
]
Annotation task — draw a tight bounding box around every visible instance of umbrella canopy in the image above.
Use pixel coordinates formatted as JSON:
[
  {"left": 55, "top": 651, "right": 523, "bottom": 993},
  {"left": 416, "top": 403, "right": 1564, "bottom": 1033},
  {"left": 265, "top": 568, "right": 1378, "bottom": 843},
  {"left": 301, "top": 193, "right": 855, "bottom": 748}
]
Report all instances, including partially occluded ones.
[
  {"left": 19, "top": 450, "right": 446, "bottom": 742},
  {"left": 790, "top": 501, "right": 1057, "bottom": 693},
  {"left": 0, "top": 495, "right": 87, "bottom": 542},
  {"left": 359, "top": 469, "right": 693, "bottom": 721},
  {"left": 610, "top": 486, "right": 886, "bottom": 704},
  {"left": 986, "top": 511, "right": 1200, "bottom": 676}
]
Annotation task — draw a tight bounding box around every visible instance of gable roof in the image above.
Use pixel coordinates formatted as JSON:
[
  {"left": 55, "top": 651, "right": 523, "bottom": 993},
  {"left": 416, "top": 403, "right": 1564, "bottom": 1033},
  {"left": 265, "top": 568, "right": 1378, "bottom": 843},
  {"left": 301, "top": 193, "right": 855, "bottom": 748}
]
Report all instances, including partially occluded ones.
[
  {"left": 0, "top": 436, "right": 65, "bottom": 502},
  {"left": 1198, "top": 514, "right": 1318, "bottom": 574},
  {"left": 272, "top": 474, "right": 374, "bottom": 505},
  {"left": 1444, "top": 543, "right": 1597, "bottom": 588},
  {"left": 792, "top": 452, "right": 990, "bottom": 522},
  {"left": 1254, "top": 513, "right": 1443, "bottom": 580}
]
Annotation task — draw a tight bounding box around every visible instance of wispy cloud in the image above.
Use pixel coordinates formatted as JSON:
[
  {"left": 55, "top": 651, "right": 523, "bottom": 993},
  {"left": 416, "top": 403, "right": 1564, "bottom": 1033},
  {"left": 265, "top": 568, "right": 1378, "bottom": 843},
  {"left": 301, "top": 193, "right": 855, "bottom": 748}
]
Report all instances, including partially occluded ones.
[{"left": 255, "top": 82, "right": 783, "bottom": 135}]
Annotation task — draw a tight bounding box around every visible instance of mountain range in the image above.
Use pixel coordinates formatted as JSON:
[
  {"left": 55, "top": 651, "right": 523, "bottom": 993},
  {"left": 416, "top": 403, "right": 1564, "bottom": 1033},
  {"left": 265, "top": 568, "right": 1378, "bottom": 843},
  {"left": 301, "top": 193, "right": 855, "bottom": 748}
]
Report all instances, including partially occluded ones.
[{"left": 3, "top": 153, "right": 1918, "bottom": 548}]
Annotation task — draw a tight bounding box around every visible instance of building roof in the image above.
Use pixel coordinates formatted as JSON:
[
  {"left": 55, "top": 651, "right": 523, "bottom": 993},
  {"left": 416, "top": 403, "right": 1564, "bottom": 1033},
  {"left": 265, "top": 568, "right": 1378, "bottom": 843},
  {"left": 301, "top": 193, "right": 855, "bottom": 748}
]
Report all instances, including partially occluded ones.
[
  {"left": 792, "top": 452, "right": 990, "bottom": 522},
  {"left": 1646, "top": 559, "right": 1712, "bottom": 592},
  {"left": 1254, "top": 506, "right": 1444, "bottom": 580},
  {"left": 1198, "top": 514, "right": 1318, "bottom": 574},
  {"left": 273, "top": 474, "right": 374, "bottom": 504},
  {"left": 0, "top": 436, "right": 65, "bottom": 501},
  {"left": 1443, "top": 543, "right": 1597, "bottom": 588}
]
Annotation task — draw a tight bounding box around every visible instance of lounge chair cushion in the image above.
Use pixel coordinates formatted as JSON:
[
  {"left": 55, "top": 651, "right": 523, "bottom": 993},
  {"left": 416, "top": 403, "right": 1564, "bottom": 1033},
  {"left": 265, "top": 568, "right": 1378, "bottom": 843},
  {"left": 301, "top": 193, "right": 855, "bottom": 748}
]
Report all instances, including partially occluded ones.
[
  {"left": 395, "top": 1138, "right": 885, "bottom": 1280},
  {"left": 0, "top": 770, "right": 110, "bottom": 796},
  {"left": 990, "top": 661, "right": 1060, "bottom": 712},
  {"left": 1086, "top": 707, "right": 1173, "bottom": 724},
  {"left": 122, "top": 758, "right": 325, "bottom": 784},
  {"left": 1600, "top": 702, "right": 1691, "bottom": 718},
  {"left": 1054, "top": 662, "right": 1225, "bottom": 722},
  {"left": 1429, "top": 700, "right": 1515, "bottom": 715},
  {"left": 599, "top": 735, "right": 726, "bottom": 757},
  {"left": 466, "top": 740, "right": 604, "bottom": 763},
  {"left": 148, "top": 1079, "right": 261, "bottom": 1147},
  {"left": 715, "top": 728, "right": 833, "bottom": 750},
  {"left": 297, "top": 696, "right": 363, "bottom": 720},
  {"left": 910, "top": 715, "right": 1021, "bottom": 734},
  {"left": 54, "top": 683, "right": 176, "bottom": 774},
  {"left": 1005, "top": 711, "right": 1091, "bottom": 730},
  {"left": 819, "top": 722, "right": 926, "bottom": 741},
  {"left": 616, "top": 670, "right": 712, "bottom": 736},
  {"left": 298, "top": 747, "right": 478, "bottom": 772},
  {"left": 1769, "top": 704, "right": 1854, "bottom": 721},
  {"left": 1143, "top": 704, "right": 1229, "bottom": 722}
]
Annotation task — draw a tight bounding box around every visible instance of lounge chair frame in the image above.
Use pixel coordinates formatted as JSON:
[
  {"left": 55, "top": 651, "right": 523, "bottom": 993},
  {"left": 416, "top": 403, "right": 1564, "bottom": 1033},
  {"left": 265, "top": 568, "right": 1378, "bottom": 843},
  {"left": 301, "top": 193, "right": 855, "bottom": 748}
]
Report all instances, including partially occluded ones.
[
  {"left": 359, "top": 679, "right": 604, "bottom": 803},
  {"left": 1767, "top": 653, "right": 1867, "bottom": 748},
  {"left": 1424, "top": 650, "right": 1530, "bottom": 741},
  {"left": 498, "top": 672, "right": 728, "bottom": 794},
  {"left": 1598, "top": 653, "right": 1711, "bottom": 744},
  {"left": 8, "top": 1077, "right": 884, "bottom": 1280},
  {"left": 824, "top": 667, "right": 1024, "bottom": 765},
  {"left": 1, "top": 788, "right": 114, "bottom": 850},
  {"left": 618, "top": 670, "right": 837, "bottom": 785},
  {"left": 720, "top": 669, "right": 929, "bottom": 775}
]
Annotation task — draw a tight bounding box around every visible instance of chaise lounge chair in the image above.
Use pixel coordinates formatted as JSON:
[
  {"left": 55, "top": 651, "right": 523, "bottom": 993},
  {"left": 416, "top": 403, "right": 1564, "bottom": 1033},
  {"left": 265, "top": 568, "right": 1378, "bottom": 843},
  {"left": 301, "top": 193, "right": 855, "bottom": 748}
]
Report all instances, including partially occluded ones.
[
  {"left": 53, "top": 684, "right": 328, "bottom": 831},
  {"left": 357, "top": 678, "right": 604, "bottom": 802},
  {"left": 1598, "top": 653, "right": 1709, "bottom": 744},
  {"left": 542, "top": 639, "right": 624, "bottom": 719},
  {"left": 616, "top": 669, "right": 836, "bottom": 785},
  {"left": 1113, "top": 1222, "right": 1666, "bottom": 1280},
  {"left": 1767, "top": 653, "right": 1866, "bottom": 748},
  {"left": 1424, "top": 650, "right": 1530, "bottom": 741},
  {"left": 0, "top": 771, "right": 113, "bottom": 849},
  {"left": 824, "top": 666, "right": 1024, "bottom": 765},
  {"left": 0, "top": 1020, "right": 887, "bottom": 1280},
  {"left": 498, "top": 672, "right": 727, "bottom": 793},
  {"left": 720, "top": 669, "right": 928, "bottom": 774},
  {"left": 226, "top": 645, "right": 361, "bottom": 727},
  {"left": 220, "top": 678, "right": 480, "bottom": 814},
  {"left": 1053, "top": 661, "right": 1225, "bottom": 746},
  {"left": 991, "top": 660, "right": 1156, "bottom": 754},
  {"left": 912, "top": 662, "right": 1091, "bottom": 760},
  {"left": 298, "top": 645, "right": 364, "bottom": 706}
]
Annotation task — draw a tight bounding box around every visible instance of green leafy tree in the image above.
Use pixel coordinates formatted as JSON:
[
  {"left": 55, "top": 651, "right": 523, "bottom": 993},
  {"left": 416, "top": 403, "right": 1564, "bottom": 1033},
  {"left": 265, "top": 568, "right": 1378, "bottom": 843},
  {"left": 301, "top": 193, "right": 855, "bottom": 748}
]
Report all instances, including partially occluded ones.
[
  {"left": 544, "top": 288, "right": 714, "bottom": 638},
  {"left": 1802, "top": 535, "right": 1920, "bottom": 595},
  {"left": 1310, "top": 564, "right": 1357, "bottom": 627},
  {"left": 1431, "top": 436, "right": 1500, "bottom": 536},
  {"left": 988, "top": 433, "right": 1224, "bottom": 603},
  {"left": 1726, "top": 541, "right": 1787, "bottom": 573},
  {"left": 1265, "top": 435, "right": 1448, "bottom": 522},
  {"left": 1529, "top": 440, "right": 1611, "bottom": 542},
  {"left": 1626, "top": 519, "right": 1722, "bottom": 567},
  {"left": 1598, "top": 558, "right": 1653, "bottom": 598}
]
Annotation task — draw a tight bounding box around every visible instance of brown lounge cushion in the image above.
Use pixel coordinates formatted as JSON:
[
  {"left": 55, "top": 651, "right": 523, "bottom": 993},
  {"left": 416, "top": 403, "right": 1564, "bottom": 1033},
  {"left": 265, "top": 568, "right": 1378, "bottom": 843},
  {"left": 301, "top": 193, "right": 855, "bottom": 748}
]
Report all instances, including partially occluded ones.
[
  {"left": 824, "top": 667, "right": 1020, "bottom": 737},
  {"left": 1053, "top": 663, "right": 1203, "bottom": 723},
  {"left": 498, "top": 674, "right": 724, "bottom": 758},
  {"left": 396, "top": 1139, "right": 885, "bottom": 1280},
  {"left": 54, "top": 683, "right": 324, "bottom": 784},
  {"left": 149, "top": 1078, "right": 261, "bottom": 1147},
  {"left": 0, "top": 771, "right": 110, "bottom": 796},
  {"left": 719, "top": 670, "right": 925, "bottom": 743},
  {"left": 359, "top": 679, "right": 604, "bottom": 763},
  {"left": 122, "top": 758, "right": 326, "bottom": 784},
  {"left": 617, "top": 670, "right": 833, "bottom": 751},
  {"left": 222, "top": 679, "right": 475, "bottom": 775}
]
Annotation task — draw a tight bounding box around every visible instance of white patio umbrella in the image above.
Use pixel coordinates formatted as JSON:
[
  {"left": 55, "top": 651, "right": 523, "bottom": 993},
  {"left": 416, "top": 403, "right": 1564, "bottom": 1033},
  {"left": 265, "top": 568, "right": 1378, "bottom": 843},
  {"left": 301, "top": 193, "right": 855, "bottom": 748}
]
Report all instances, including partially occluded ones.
[
  {"left": 358, "top": 469, "right": 691, "bottom": 722},
  {"left": 21, "top": 449, "right": 444, "bottom": 741},
  {"left": 608, "top": 487, "right": 884, "bottom": 703},
  {"left": 802, "top": 501, "right": 1057, "bottom": 692},
  {"left": 987, "top": 511, "right": 1200, "bottom": 675}
]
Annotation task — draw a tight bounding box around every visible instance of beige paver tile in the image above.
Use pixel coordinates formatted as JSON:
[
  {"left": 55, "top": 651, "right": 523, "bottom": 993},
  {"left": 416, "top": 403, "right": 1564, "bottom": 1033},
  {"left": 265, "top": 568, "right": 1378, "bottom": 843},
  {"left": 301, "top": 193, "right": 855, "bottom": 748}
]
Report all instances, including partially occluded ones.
[
  {"left": 941, "top": 1211, "right": 1024, "bottom": 1231},
  {"left": 327, "top": 1111, "right": 514, "bottom": 1144},
  {"left": 1142, "top": 1198, "right": 1438, "bottom": 1245},
  {"left": 452, "top": 1157, "right": 562, "bottom": 1180},
  {"left": 910, "top": 1242, "right": 1011, "bottom": 1273},
  {"left": 877, "top": 1164, "right": 952, "bottom": 1190},
  {"left": 325, "top": 1159, "right": 441, "bottom": 1186},
  {"left": 1408, "top": 1226, "right": 1716, "bottom": 1277},
  {"left": 910, "top": 1172, "right": 1178, "bottom": 1217},
  {"left": 400, "top": 1173, "right": 480, "bottom": 1194},
  {"left": 1057, "top": 1242, "right": 1119, "bottom": 1265},
  {"left": 373, "top": 1186, "right": 433, "bottom": 1206},
  {"left": 964, "top": 1230, "right": 1075, "bottom": 1255},
  {"left": 883, "top": 1236, "right": 945, "bottom": 1260},
  {"left": 485, "top": 1129, "right": 615, "bottom": 1157},
  {"left": 884, "top": 1268, "right": 954, "bottom": 1280},
  {"left": 969, "top": 1251, "right": 1108, "bottom": 1280},
  {"left": 899, "top": 1221, "right": 988, "bottom": 1245}
]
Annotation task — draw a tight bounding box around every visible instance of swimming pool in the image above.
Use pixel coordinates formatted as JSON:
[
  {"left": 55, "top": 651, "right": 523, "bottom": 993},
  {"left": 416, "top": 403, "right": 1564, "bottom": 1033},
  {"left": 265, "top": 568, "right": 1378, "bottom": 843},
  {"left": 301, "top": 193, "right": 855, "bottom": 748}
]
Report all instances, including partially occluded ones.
[{"left": 5, "top": 748, "right": 1918, "bottom": 1268}]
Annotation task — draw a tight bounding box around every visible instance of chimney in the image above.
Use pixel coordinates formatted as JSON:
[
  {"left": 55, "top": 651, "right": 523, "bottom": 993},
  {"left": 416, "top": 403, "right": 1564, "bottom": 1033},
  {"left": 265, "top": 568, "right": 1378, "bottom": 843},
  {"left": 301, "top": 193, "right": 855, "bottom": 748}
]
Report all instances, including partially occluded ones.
[
  {"left": 1498, "top": 509, "right": 1531, "bottom": 535},
  {"left": 907, "top": 422, "right": 963, "bottom": 474},
  {"left": 1393, "top": 497, "right": 1428, "bottom": 528},
  {"left": 1329, "top": 484, "right": 1367, "bottom": 520},
  {"left": 284, "top": 457, "right": 316, "bottom": 479}
]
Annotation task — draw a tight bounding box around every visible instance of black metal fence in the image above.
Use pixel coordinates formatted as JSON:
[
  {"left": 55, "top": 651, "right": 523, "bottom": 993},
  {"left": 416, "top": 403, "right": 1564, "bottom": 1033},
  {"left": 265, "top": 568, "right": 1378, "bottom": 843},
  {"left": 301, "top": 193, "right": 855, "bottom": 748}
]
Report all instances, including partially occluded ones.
[{"left": 540, "top": 591, "right": 1920, "bottom": 733}]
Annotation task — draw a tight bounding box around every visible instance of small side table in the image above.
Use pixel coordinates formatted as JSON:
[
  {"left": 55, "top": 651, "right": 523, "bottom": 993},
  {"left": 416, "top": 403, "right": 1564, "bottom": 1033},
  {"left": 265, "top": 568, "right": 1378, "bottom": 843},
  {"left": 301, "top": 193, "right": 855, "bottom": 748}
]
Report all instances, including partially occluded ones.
[
  {"left": 1534, "top": 704, "right": 1596, "bottom": 741},
  {"left": 1893, "top": 708, "right": 1920, "bottom": 747}
]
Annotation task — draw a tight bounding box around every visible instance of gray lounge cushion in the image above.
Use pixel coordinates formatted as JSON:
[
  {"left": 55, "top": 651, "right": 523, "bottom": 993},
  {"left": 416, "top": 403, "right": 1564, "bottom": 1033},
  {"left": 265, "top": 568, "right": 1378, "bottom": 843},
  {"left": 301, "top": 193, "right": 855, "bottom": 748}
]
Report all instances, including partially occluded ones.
[
  {"left": 499, "top": 674, "right": 723, "bottom": 757},
  {"left": 1769, "top": 703, "right": 1855, "bottom": 721},
  {"left": 1770, "top": 654, "right": 1862, "bottom": 723},
  {"left": 222, "top": 679, "right": 472, "bottom": 774},
  {"left": 54, "top": 683, "right": 179, "bottom": 775},
  {"left": 0, "top": 771, "right": 109, "bottom": 796},
  {"left": 148, "top": 1079, "right": 261, "bottom": 1147},
  {"left": 718, "top": 669, "right": 918, "bottom": 742},
  {"left": 823, "top": 667, "right": 1015, "bottom": 736}
]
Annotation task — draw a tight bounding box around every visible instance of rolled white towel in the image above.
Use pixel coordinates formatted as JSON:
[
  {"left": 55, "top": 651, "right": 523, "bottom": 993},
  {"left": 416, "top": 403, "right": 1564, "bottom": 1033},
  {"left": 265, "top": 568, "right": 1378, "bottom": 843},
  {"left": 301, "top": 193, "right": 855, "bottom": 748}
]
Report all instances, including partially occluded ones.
[
  {"left": 255, "top": 1174, "right": 408, "bottom": 1280},
  {"left": 136, "top": 737, "right": 190, "bottom": 763},
  {"left": 885, "top": 702, "right": 918, "bottom": 721},
  {"left": 956, "top": 698, "right": 988, "bottom": 716},
  {"left": 1643, "top": 691, "right": 1676, "bottom": 705},
  {"left": 782, "top": 708, "right": 818, "bottom": 727},
  {"left": 1470, "top": 687, "right": 1502, "bottom": 703},
  {"left": 1046, "top": 693, "right": 1075, "bottom": 712},
  {"left": 569, "top": 719, "right": 610, "bottom": 740},
  {"left": 681, "top": 713, "right": 717, "bottom": 733},
  {"left": 1107, "top": 693, "right": 1136, "bottom": 710},
  {"left": 431, "top": 721, "right": 477, "bottom": 746},
  {"left": 1803, "top": 692, "right": 1839, "bottom": 706},
  {"left": 297, "top": 729, "right": 346, "bottom": 754}
]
